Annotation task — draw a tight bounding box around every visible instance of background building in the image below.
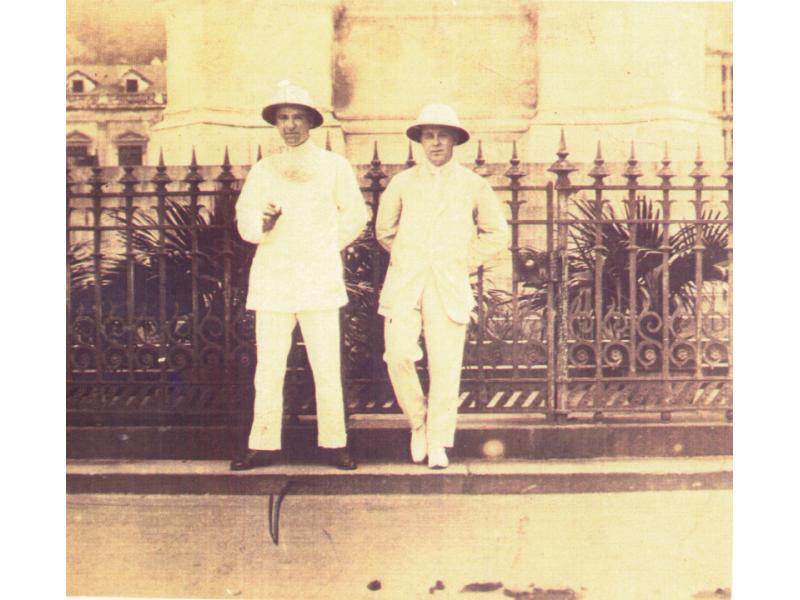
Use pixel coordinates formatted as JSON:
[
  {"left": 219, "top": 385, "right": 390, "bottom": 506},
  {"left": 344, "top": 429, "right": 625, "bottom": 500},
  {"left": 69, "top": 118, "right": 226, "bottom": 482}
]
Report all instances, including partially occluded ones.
[
  {"left": 67, "top": 0, "right": 732, "bottom": 168},
  {"left": 66, "top": 60, "right": 167, "bottom": 166}
]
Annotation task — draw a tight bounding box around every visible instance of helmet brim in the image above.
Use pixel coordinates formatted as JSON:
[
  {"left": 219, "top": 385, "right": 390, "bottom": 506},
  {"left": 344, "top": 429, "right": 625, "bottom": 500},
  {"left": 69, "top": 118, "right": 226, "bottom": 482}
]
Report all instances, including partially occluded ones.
[
  {"left": 406, "top": 123, "right": 470, "bottom": 146},
  {"left": 262, "top": 103, "right": 324, "bottom": 128}
]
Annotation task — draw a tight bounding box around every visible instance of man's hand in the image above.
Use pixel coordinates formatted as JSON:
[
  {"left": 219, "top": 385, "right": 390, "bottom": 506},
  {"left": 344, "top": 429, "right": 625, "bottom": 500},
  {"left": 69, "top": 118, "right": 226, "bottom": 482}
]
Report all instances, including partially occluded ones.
[{"left": 262, "top": 202, "right": 283, "bottom": 232}]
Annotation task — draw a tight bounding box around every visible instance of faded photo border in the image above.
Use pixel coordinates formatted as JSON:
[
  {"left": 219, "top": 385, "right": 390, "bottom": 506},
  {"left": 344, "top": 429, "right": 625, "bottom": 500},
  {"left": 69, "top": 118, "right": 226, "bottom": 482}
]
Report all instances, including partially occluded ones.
[{"left": 6, "top": 1, "right": 798, "bottom": 598}]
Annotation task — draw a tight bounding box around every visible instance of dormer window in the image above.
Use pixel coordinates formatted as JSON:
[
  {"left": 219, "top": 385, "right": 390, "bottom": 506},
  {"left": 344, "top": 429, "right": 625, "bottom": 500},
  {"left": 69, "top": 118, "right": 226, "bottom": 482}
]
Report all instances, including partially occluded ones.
[
  {"left": 126, "top": 79, "right": 139, "bottom": 93},
  {"left": 67, "top": 71, "right": 97, "bottom": 93}
]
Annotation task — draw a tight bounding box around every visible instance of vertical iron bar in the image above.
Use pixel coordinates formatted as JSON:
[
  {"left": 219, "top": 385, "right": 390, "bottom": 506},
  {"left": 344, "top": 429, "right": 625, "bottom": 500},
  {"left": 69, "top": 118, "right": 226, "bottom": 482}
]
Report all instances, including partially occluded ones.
[
  {"left": 545, "top": 182, "right": 556, "bottom": 420},
  {"left": 722, "top": 158, "right": 733, "bottom": 421},
  {"left": 151, "top": 151, "right": 172, "bottom": 408},
  {"left": 505, "top": 141, "right": 526, "bottom": 384},
  {"left": 657, "top": 144, "right": 675, "bottom": 420},
  {"left": 472, "top": 140, "right": 488, "bottom": 178},
  {"left": 66, "top": 166, "right": 74, "bottom": 384},
  {"left": 365, "top": 142, "right": 387, "bottom": 410},
  {"left": 690, "top": 146, "right": 708, "bottom": 383},
  {"left": 217, "top": 147, "right": 237, "bottom": 417},
  {"left": 185, "top": 149, "right": 204, "bottom": 382},
  {"left": 623, "top": 143, "right": 642, "bottom": 385},
  {"left": 476, "top": 264, "right": 486, "bottom": 409},
  {"left": 473, "top": 142, "right": 489, "bottom": 409},
  {"left": 588, "top": 142, "right": 610, "bottom": 419},
  {"left": 88, "top": 158, "right": 106, "bottom": 400},
  {"left": 119, "top": 165, "right": 138, "bottom": 384},
  {"left": 547, "top": 130, "right": 577, "bottom": 422}
]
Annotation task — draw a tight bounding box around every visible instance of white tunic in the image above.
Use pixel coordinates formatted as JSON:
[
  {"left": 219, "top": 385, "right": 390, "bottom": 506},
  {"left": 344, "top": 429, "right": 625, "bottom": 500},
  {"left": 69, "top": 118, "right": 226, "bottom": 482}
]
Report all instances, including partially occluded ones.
[
  {"left": 376, "top": 160, "right": 509, "bottom": 324},
  {"left": 236, "top": 140, "right": 368, "bottom": 312}
]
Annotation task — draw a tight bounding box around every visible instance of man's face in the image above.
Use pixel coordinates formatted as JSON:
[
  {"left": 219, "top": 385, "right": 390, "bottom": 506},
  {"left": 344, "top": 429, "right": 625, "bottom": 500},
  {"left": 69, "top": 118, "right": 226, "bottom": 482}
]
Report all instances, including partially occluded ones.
[
  {"left": 420, "top": 126, "right": 456, "bottom": 167},
  {"left": 275, "top": 106, "right": 312, "bottom": 147}
]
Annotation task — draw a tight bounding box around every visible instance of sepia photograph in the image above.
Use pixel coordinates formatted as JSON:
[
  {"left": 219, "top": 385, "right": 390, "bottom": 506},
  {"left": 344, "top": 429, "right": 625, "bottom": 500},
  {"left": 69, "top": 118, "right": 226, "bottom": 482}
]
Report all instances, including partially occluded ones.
[{"left": 62, "top": 1, "right": 744, "bottom": 598}]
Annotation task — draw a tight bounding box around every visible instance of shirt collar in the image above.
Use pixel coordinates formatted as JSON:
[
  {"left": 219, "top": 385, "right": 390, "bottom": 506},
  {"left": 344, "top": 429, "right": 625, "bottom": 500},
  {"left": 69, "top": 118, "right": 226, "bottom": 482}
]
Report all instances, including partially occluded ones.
[
  {"left": 421, "top": 157, "right": 457, "bottom": 177},
  {"left": 280, "top": 138, "right": 316, "bottom": 156}
]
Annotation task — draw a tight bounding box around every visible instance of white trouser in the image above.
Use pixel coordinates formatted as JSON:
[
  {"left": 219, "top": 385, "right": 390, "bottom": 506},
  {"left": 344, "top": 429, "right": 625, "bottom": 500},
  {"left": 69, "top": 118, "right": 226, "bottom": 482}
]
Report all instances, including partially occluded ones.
[
  {"left": 249, "top": 309, "right": 347, "bottom": 450},
  {"left": 383, "top": 282, "right": 467, "bottom": 448}
]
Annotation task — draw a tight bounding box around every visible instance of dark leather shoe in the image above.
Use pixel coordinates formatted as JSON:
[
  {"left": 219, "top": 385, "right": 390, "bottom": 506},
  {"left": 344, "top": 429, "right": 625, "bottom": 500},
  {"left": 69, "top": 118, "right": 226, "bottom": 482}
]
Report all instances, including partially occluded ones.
[
  {"left": 230, "top": 449, "right": 279, "bottom": 471},
  {"left": 324, "top": 447, "right": 357, "bottom": 470}
]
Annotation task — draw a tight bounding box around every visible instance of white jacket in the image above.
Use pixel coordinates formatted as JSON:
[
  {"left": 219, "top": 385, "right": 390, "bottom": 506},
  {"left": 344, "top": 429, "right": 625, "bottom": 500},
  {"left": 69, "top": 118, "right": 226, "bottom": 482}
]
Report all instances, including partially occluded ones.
[
  {"left": 236, "top": 140, "right": 368, "bottom": 312},
  {"left": 376, "top": 160, "right": 509, "bottom": 324}
]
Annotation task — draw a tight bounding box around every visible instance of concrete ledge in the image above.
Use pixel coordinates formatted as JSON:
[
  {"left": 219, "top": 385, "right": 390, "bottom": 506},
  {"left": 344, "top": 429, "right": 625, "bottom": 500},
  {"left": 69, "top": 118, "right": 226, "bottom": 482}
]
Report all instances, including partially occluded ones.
[
  {"left": 67, "top": 417, "right": 733, "bottom": 460},
  {"left": 67, "top": 456, "right": 732, "bottom": 496}
]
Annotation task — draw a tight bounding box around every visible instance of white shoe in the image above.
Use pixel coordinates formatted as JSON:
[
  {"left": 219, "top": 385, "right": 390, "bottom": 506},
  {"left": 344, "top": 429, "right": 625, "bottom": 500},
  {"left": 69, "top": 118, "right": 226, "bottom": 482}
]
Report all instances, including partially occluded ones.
[
  {"left": 428, "top": 446, "right": 449, "bottom": 469},
  {"left": 410, "top": 424, "right": 427, "bottom": 463}
]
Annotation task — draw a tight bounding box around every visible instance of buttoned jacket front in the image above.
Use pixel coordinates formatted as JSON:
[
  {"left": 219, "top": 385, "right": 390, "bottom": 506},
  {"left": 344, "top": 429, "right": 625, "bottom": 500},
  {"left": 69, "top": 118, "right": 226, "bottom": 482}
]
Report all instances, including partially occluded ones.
[
  {"left": 236, "top": 140, "right": 368, "bottom": 312},
  {"left": 376, "top": 160, "right": 509, "bottom": 324}
]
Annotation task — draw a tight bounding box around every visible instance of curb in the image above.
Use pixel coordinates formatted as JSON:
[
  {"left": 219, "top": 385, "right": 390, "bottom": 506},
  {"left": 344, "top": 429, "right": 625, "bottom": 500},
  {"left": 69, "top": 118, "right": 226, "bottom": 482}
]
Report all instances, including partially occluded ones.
[
  {"left": 68, "top": 418, "right": 733, "bottom": 460},
  {"left": 67, "top": 457, "right": 732, "bottom": 496}
]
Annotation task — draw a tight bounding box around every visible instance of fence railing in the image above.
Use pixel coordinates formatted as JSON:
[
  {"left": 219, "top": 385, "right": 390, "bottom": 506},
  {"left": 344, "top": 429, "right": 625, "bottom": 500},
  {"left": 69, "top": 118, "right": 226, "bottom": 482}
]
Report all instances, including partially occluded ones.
[{"left": 67, "top": 133, "right": 732, "bottom": 427}]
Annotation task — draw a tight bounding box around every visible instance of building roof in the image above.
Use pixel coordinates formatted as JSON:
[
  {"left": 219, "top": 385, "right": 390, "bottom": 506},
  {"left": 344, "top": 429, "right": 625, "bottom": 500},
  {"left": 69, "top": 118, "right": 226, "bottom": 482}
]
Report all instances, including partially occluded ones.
[{"left": 67, "top": 63, "right": 166, "bottom": 95}]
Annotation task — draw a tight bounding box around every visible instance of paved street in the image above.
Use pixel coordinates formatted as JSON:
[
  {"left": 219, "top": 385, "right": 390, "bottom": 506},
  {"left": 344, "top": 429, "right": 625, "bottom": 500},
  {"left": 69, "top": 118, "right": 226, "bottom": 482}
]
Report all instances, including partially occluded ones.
[{"left": 67, "top": 490, "right": 730, "bottom": 599}]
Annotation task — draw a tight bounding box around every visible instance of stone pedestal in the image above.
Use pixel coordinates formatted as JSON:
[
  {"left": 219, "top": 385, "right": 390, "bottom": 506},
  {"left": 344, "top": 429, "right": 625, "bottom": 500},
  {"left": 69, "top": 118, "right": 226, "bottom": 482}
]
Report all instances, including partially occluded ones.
[
  {"left": 150, "top": 0, "right": 345, "bottom": 165},
  {"left": 149, "top": 0, "right": 730, "bottom": 168},
  {"left": 334, "top": 0, "right": 537, "bottom": 165},
  {"left": 520, "top": 1, "right": 725, "bottom": 164}
]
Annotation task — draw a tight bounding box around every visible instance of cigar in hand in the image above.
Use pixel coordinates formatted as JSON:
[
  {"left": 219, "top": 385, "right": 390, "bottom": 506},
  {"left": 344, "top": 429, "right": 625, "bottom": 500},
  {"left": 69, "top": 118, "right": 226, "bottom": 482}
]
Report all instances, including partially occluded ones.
[{"left": 262, "top": 201, "right": 282, "bottom": 232}]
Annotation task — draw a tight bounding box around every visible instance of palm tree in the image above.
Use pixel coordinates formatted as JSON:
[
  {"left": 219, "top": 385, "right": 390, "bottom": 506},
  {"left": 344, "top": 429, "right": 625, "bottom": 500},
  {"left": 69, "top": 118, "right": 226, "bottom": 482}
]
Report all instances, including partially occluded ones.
[
  {"left": 68, "top": 198, "right": 376, "bottom": 376},
  {"left": 480, "top": 196, "right": 729, "bottom": 338}
]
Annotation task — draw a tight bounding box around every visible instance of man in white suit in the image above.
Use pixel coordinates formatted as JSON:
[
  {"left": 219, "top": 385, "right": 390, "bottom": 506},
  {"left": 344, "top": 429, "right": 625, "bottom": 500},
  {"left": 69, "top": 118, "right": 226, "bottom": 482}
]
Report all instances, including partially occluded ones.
[
  {"left": 376, "top": 104, "right": 509, "bottom": 469},
  {"left": 232, "top": 81, "right": 368, "bottom": 471}
]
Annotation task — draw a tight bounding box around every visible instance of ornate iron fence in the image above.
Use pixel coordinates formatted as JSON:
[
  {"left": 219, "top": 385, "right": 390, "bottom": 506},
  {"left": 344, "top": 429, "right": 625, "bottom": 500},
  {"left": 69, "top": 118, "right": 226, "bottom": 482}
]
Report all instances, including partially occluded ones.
[{"left": 67, "top": 134, "right": 732, "bottom": 427}]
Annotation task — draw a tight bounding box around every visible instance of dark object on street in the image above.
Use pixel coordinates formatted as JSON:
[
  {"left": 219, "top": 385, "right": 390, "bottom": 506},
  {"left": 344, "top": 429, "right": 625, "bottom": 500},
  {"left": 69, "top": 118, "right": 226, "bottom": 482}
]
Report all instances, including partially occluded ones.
[
  {"left": 367, "top": 580, "right": 382, "bottom": 591},
  {"left": 461, "top": 581, "right": 503, "bottom": 592},
  {"left": 692, "top": 589, "right": 731, "bottom": 599},
  {"left": 504, "top": 586, "right": 581, "bottom": 600},
  {"left": 323, "top": 447, "right": 358, "bottom": 470},
  {"left": 230, "top": 449, "right": 280, "bottom": 471},
  {"left": 267, "top": 482, "right": 292, "bottom": 546},
  {"left": 429, "top": 580, "right": 445, "bottom": 594}
]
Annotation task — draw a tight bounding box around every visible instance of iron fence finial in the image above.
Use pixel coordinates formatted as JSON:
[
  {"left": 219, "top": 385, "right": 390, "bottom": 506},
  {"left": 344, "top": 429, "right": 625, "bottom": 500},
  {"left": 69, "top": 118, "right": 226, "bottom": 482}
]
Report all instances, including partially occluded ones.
[
  {"left": 473, "top": 140, "right": 489, "bottom": 177},
  {"left": 722, "top": 158, "right": 733, "bottom": 189},
  {"left": 119, "top": 163, "right": 137, "bottom": 187},
  {"left": 588, "top": 140, "right": 610, "bottom": 185},
  {"left": 216, "top": 146, "right": 236, "bottom": 186},
  {"left": 623, "top": 140, "right": 642, "bottom": 188},
  {"left": 689, "top": 142, "right": 709, "bottom": 187},
  {"left": 505, "top": 139, "right": 526, "bottom": 182},
  {"left": 657, "top": 141, "right": 675, "bottom": 187},
  {"left": 151, "top": 148, "right": 171, "bottom": 187},
  {"left": 185, "top": 146, "right": 204, "bottom": 186},
  {"left": 88, "top": 154, "right": 105, "bottom": 190},
  {"left": 547, "top": 129, "right": 576, "bottom": 189},
  {"left": 366, "top": 141, "right": 386, "bottom": 192}
]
